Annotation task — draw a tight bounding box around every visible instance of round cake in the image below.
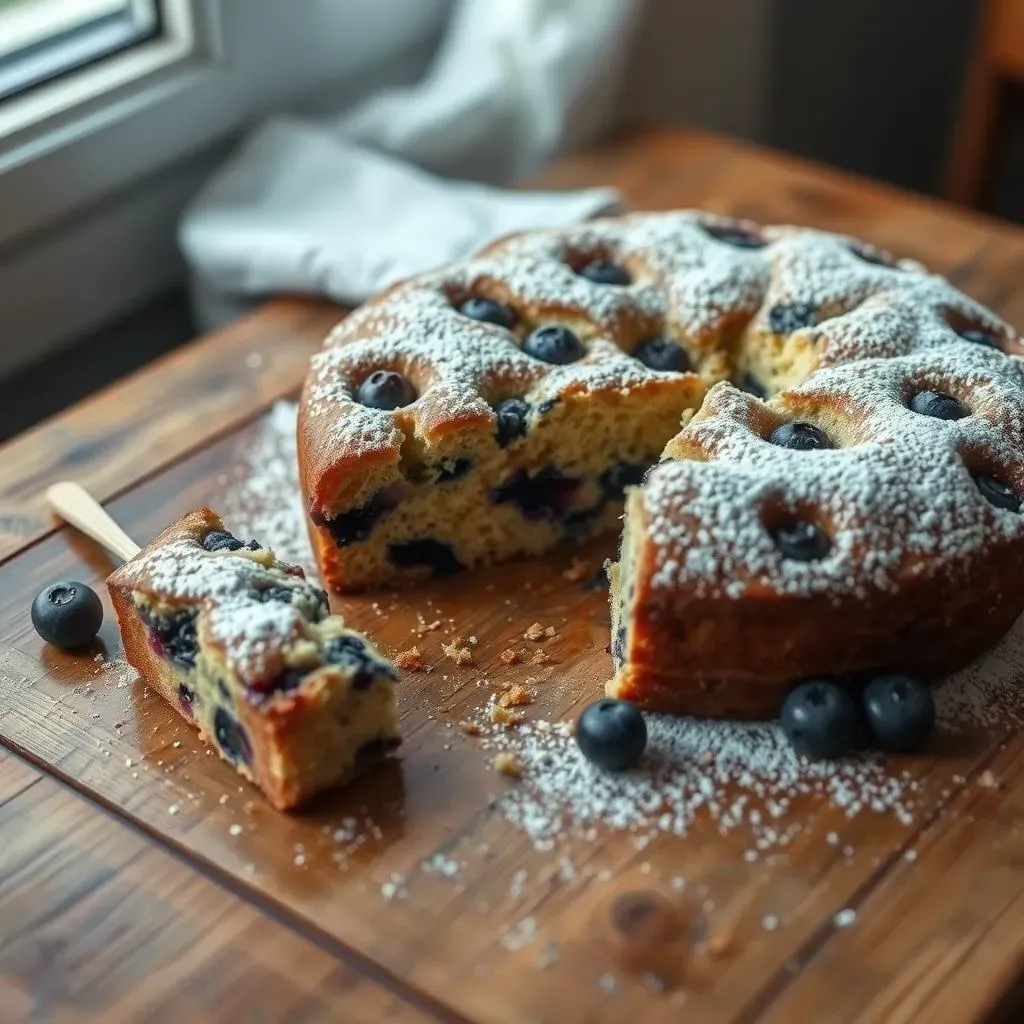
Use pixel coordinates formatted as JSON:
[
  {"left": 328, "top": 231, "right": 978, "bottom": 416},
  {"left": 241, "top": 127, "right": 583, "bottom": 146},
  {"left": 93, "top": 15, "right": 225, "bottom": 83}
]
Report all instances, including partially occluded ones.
[{"left": 298, "top": 210, "right": 1024, "bottom": 716}]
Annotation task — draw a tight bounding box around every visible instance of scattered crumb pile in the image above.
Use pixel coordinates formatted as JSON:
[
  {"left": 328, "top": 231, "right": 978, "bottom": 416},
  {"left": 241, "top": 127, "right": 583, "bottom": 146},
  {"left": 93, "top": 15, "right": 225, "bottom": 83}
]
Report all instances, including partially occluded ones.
[
  {"left": 219, "top": 400, "right": 1024, "bottom": 854},
  {"left": 478, "top": 616, "right": 1024, "bottom": 850},
  {"left": 479, "top": 711, "right": 918, "bottom": 851}
]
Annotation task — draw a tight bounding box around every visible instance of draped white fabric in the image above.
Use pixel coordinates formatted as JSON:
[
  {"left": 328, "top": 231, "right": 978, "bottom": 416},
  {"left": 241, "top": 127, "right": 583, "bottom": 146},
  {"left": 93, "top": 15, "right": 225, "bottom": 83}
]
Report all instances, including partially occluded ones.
[{"left": 179, "top": 0, "right": 637, "bottom": 328}]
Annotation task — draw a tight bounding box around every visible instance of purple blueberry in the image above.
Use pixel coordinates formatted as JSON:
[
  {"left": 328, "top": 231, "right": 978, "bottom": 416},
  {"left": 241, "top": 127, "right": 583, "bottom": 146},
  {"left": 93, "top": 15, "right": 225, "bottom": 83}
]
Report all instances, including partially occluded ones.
[
  {"left": 491, "top": 467, "right": 580, "bottom": 521},
  {"left": 769, "top": 302, "right": 816, "bottom": 334},
  {"left": 849, "top": 242, "right": 897, "bottom": 268},
  {"left": 213, "top": 707, "right": 251, "bottom": 765},
  {"left": 958, "top": 328, "right": 1001, "bottom": 350},
  {"left": 522, "top": 326, "right": 584, "bottom": 365},
  {"left": 578, "top": 260, "right": 631, "bottom": 286},
  {"left": 769, "top": 422, "right": 832, "bottom": 451},
  {"left": 770, "top": 519, "right": 830, "bottom": 562},
  {"left": 494, "top": 398, "right": 530, "bottom": 446},
  {"left": 908, "top": 390, "right": 967, "bottom": 421},
  {"left": 633, "top": 337, "right": 690, "bottom": 373},
  {"left": 704, "top": 223, "right": 766, "bottom": 248},
  {"left": 356, "top": 370, "right": 416, "bottom": 410},
  {"left": 576, "top": 699, "right": 647, "bottom": 771},
  {"left": 459, "top": 297, "right": 517, "bottom": 329},
  {"left": 203, "top": 530, "right": 244, "bottom": 552},
  {"left": 31, "top": 581, "right": 103, "bottom": 649},
  {"left": 781, "top": 680, "right": 859, "bottom": 759},
  {"left": 861, "top": 674, "right": 934, "bottom": 752},
  {"left": 975, "top": 473, "right": 1021, "bottom": 513},
  {"left": 388, "top": 538, "right": 462, "bottom": 579}
]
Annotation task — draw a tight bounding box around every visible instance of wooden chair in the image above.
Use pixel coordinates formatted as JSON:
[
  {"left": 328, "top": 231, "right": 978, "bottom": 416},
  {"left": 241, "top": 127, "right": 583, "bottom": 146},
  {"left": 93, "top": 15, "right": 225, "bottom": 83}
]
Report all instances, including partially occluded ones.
[{"left": 945, "top": 0, "right": 1024, "bottom": 206}]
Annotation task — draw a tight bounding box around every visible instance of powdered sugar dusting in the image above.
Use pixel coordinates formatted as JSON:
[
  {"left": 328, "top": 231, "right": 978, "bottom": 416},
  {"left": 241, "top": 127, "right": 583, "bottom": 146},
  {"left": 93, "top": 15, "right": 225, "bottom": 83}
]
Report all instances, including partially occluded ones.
[
  {"left": 645, "top": 341, "right": 1024, "bottom": 600},
  {"left": 136, "top": 537, "right": 305, "bottom": 684},
  {"left": 301, "top": 210, "right": 1016, "bottom": 474},
  {"left": 221, "top": 401, "right": 314, "bottom": 574},
  {"left": 478, "top": 711, "right": 919, "bottom": 851},
  {"left": 935, "top": 611, "right": 1024, "bottom": 729}
]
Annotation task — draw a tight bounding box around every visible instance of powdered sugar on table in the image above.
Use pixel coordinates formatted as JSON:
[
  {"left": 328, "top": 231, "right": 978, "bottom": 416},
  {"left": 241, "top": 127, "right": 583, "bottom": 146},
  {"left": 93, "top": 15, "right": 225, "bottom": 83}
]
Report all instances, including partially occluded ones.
[{"left": 219, "top": 399, "right": 1024, "bottom": 849}]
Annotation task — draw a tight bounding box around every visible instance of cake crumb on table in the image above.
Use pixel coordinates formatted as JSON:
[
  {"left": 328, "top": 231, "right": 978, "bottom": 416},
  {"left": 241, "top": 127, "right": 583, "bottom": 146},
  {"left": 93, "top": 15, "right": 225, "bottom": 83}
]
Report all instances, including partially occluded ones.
[
  {"left": 490, "top": 705, "right": 524, "bottom": 727},
  {"left": 494, "top": 752, "right": 522, "bottom": 777},
  {"left": 978, "top": 769, "right": 1002, "bottom": 789},
  {"left": 562, "top": 558, "right": 591, "bottom": 582},
  {"left": 441, "top": 641, "right": 474, "bottom": 666},
  {"left": 523, "top": 623, "right": 549, "bottom": 641},
  {"left": 500, "top": 648, "right": 520, "bottom": 665},
  {"left": 531, "top": 649, "right": 552, "bottom": 665},
  {"left": 459, "top": 720, "right": 482, "bottom": 736},
  {"left": 499, "top": 684, "right": 534, "bottom": 709},
  {"left": 395, "top": 646, "right": 425, "bottom": 671}
]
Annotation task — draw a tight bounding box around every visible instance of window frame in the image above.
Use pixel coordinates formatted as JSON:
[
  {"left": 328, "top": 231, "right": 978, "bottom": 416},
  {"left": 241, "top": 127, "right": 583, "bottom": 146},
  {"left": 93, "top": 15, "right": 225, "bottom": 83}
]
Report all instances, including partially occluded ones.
[{"left": 0, "top": 0, "right": 163, "bottom": 102}]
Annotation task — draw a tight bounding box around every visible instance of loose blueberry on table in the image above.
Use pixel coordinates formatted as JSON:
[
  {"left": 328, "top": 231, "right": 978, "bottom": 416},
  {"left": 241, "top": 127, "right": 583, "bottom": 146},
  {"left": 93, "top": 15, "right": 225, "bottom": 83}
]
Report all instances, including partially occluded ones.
[
  {"left": 908, "top": 390, "right": 967, "bottom": 421},
  {"left": 522, "top": 326, "right": 585, "bottom": 365},
  {"left": 31, "top": 581, "right": 103, "bottom": 649},
  {"left": 459, "top": 297, "right": 517, "bottom": 330},
  {"left": 356, "top": 370, "right": 416, "bottom": 410},
  {"left": 860, "top": 674, "right": 934, "bottom": 753},
  {"left": 633, "top": 337, "right": 691, "bottom": 373},
  {"left": 576, "top": 698, "right": 647, "bottom": 771},
  {"left": 577, "top": 260, "right": 630, "bottom": 286},
  {"left": 769, "top": 422, "right": 832, "bottom": 451},
  {"left": 781, "top": 680, "right": 860, "bottom": 759}
]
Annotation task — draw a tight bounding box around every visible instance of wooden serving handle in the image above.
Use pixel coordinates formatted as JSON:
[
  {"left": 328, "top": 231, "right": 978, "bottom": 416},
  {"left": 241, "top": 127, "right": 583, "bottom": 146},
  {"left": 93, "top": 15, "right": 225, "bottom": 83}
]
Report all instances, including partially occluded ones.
[{"left": 46, "top": 481, "right": 141, "bottom": 562}]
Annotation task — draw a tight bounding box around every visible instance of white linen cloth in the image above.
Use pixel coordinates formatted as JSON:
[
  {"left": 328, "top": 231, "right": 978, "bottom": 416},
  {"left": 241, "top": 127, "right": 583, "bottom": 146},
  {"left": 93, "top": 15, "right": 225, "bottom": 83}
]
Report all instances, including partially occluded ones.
[{"left": 179, "top": 0, "right": 637, "bottom": 329}]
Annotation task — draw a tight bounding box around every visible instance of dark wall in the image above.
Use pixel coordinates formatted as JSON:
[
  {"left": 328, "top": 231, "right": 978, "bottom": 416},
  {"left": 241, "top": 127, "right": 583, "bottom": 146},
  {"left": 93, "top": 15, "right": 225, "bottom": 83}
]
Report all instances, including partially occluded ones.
[{"left": 768, "top": 0, "right": 978, "bottom": 195}]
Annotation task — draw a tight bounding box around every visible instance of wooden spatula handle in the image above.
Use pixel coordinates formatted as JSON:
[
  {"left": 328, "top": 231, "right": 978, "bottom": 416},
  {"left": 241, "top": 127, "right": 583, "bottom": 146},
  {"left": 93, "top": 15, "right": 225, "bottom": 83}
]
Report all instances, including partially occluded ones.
[{"left": 46, "top": 481, "right": 141, "bottom": 562}]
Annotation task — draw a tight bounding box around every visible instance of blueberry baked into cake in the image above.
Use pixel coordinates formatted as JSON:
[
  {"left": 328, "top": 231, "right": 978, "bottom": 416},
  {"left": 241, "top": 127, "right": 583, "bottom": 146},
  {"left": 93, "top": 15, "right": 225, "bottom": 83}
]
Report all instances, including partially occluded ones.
[
  {"left": 107, "top": 508, "right": 399, "bottom": 809},
  {"left": 299, "top": 208, "right": 1024, "bottom": 720},
  {"left": 604, "top": 218, "right": 1024, "bottom": 717},
  {"left": 299, "top": 215, "right": 718, "bottom": 591}
]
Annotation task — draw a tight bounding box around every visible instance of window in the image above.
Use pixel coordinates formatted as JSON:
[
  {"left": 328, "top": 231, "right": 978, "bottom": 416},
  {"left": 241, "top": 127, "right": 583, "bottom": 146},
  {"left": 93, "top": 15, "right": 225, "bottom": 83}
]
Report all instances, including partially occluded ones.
[{"left": 0, "top": 0, "right": 160, "bottom": 101}]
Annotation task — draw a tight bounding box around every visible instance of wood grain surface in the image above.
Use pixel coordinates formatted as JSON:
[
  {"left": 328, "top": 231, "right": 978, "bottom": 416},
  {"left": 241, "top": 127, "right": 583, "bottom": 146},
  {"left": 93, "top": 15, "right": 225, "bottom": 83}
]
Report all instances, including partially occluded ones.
[
  {"left": 0, "top": 299, "right": 342, "bottom": 565},
  {"left": 1, "top": 127, "right": 1023, "bottom": 1022},
  {"left": 0, "top": 752, "right": 436, "bottom": 1023}
]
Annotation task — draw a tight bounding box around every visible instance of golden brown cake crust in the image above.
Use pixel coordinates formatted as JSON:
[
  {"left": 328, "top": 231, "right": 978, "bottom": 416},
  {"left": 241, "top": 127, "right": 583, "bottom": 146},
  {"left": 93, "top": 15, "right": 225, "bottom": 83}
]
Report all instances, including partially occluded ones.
[
  {"left": 297, "top": 208, "right": 1024, "bottom": 716},
  {"left": 108, "top": 508, "right": 399, "bottom": 810}
]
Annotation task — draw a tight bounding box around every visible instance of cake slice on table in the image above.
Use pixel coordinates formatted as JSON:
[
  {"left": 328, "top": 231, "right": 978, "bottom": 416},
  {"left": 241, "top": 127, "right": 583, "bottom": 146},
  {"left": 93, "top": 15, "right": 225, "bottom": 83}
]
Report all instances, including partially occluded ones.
[{"left": 107, "top": 508, "right": 399, "bottom": 810}]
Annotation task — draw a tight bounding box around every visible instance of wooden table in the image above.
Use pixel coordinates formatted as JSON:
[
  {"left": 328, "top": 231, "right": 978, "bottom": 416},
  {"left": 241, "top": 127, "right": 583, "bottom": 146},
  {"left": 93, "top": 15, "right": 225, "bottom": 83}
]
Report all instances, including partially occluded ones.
[{"left": 2, "top": 127, "right": 1024, "bottom": 1024}]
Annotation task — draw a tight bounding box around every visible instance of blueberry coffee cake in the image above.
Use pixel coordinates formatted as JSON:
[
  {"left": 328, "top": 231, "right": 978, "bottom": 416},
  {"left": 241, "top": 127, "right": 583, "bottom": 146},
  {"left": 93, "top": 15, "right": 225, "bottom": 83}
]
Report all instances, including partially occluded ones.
[
  {"left": 298, "top": 215, "right": 723, "bottom": 591},
  {"left": 605, "top": 222, "right": 1024, "bottom": 717},
  {"left": 107, "top": 508, "right": 399, "bottom": 809},
  {"left": 299, "top": 208, "right": 1024, "bottom": 719}
]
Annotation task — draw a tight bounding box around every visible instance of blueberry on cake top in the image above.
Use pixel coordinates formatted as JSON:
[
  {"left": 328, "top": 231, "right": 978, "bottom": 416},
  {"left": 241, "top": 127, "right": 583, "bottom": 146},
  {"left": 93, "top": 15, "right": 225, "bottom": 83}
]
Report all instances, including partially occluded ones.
[
  {"left": 605, "top": 243, "right": 1024, "bottom": 716},
  {"left": 299, "top": 211, "right": 1022, "bottom": 609},
  {"left": 107, "top": 508, "right": 398, "bottom": 809}
]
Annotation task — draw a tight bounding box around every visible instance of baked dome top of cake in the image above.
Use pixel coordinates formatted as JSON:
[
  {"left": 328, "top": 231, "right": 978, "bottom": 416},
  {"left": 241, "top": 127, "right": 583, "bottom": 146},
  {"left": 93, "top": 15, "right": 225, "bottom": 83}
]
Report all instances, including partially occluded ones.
[{"left": 299, "top": 210, "right": 1020, "bottom": 514}]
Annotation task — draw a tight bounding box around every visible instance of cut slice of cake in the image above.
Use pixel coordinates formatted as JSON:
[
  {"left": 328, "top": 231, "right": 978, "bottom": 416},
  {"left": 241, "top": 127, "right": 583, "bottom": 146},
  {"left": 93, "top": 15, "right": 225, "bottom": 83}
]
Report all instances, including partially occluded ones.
[
  {"left": 107, "top": 508, "right": 399, "bottom": 810},
  {"left": 297, "top": 213, "right": 747, "bottom": 592}
]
